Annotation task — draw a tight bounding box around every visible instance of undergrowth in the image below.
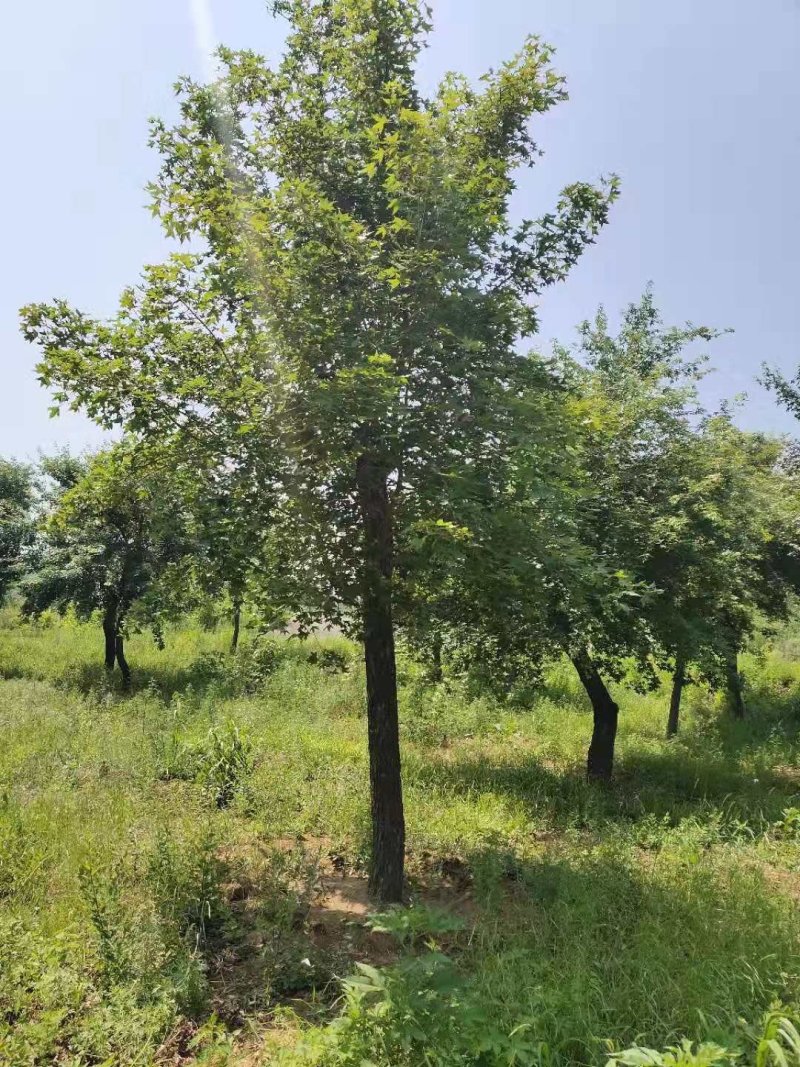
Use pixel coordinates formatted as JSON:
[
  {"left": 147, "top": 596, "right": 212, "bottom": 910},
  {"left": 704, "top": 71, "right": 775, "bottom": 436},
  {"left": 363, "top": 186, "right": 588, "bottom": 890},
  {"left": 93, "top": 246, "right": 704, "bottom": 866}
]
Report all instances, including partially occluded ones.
[{"left": 0, "top": 608, "right": 798, "bottom": 1065}]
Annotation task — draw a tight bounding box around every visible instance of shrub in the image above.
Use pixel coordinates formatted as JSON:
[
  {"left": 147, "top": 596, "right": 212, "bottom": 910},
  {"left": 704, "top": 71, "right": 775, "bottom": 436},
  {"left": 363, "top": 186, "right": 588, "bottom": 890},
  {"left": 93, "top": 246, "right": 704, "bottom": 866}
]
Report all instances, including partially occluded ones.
[
  {"left": 146, "top": 828, "right": 228, "bottom": 941},
  {"left": 278, "top": 953, "right": 545, "bottom": 1066},
  {"left": 194, "top": 722, "right": 253, "bottom": 809}
]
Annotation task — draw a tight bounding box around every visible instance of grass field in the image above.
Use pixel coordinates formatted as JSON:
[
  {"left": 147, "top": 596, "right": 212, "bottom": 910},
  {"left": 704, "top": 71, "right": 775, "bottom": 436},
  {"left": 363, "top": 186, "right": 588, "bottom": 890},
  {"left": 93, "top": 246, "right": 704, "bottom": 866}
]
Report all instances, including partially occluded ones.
[{"left": 1, "top": 607, "right": 799, "bottom": 1065}]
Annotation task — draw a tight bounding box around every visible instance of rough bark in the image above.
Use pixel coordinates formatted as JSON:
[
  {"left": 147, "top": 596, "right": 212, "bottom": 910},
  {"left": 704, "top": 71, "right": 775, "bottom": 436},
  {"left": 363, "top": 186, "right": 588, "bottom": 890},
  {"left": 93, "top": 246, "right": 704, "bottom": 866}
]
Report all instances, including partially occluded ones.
[
  {"left": 230, "top": 600, "right": 242, "bottom": 655},
  {"left": 725, "top": 651, "right": 745, "bottom": 719},
  {"left": 356, "top": 453, "right": 405, "bottom": 904},
  {"left": 115, "top": 634, "right": 131, "bottom": 689},
  {"left": 571, "top": 650, "right": 619, "bottom": 781},
  {"left": 666, "top": 655, "right": 686, "bottom": 738}
]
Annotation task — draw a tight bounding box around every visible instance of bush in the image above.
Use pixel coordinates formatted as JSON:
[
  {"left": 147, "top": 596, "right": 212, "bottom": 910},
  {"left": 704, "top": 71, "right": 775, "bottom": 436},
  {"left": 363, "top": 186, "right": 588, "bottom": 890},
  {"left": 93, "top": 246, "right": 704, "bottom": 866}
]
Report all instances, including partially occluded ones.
[
  {"left": 279, "top": 953, "right": 545, "bottom": 1066},
  {"left": 194, "top": 722, "right": 253, "bottom": 809},
  {"left": 154, "top": 721, "right": 253, "bottom": 809}
]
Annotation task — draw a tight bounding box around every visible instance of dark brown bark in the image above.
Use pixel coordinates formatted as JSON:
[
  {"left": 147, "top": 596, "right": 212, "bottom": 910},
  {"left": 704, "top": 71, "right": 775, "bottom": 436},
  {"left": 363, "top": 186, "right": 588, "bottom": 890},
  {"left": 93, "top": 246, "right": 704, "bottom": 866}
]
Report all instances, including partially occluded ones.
[
  {"left": 356, "top": 453, "right": 405, "bottom": 904},
  {"left": 666, "top": 656, "right": 686, "bottom": 738},
  {"left": 230, "top": 601, "right": 242, "bottom": 654},
  {"left": 725, "top": 652, "right": 745, "bottom": 719},
  {"left": 571, "top": 650, "right": 619, "bottom": 781},
  {"left": 103, "top": 607, "right": 117, "bottom": 672},
  {"left": 115, "top": 634, "right": 131, "bottom": 689}
]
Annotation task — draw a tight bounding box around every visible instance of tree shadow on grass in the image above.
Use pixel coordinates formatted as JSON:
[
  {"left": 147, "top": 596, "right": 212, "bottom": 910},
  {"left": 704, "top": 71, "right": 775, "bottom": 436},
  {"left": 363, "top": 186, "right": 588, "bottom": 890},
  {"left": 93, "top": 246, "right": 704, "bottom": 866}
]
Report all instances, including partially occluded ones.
[
  {"left": 446, "top": 846, "right": 798, "bottom": 1061},
  {"left": 706, "top": 675, "right": 800, "bottom": 758},
  {"left": 64, "top": 660, "right": 210, "bottom": 702},
  {"left": 411, "top": 730, "right": 800, "bottom": 835}
]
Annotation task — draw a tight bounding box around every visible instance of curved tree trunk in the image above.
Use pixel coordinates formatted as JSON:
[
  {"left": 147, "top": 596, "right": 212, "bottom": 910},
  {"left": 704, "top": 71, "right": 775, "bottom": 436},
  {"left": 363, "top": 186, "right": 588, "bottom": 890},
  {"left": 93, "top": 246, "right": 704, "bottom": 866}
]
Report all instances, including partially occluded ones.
[
  {"left": 725, "top": 651, "right": 745, "bottom": 719},
  {"left": 115, "top": 634, "right": 131, "bottom": 689},
  {"left": 666, "top": 655, "right": 686, "bottom": 738},
  {"left": 230, "top": 600, "right": 242, "bottom": 654},
  {"left": 356, "top": 454, "right": 405, "bottom": 904},
  {"left": 571, "top": 650, "right": 619, "bottom": 781}
]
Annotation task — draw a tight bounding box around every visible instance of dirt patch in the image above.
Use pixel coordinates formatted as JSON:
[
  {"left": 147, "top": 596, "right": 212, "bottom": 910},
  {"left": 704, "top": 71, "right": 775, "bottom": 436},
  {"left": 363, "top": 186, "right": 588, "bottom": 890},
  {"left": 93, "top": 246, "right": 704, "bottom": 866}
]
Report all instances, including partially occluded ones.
[
  {"left": 762, "top": 863, "right": 800, "bottom": 903},
  {"left": 206, "top": 835, "right": 488, "bottom": 1029},
  {"left": 771, "top": 764, "right": 800, "bottom": 788}
]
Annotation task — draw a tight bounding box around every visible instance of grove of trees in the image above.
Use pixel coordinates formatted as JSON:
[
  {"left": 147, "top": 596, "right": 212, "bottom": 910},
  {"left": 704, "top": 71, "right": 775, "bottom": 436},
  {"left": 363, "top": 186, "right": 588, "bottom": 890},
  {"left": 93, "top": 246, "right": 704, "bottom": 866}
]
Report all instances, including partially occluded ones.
[{"left": 5, "top": 0, "right": 799, "bottom": 902}]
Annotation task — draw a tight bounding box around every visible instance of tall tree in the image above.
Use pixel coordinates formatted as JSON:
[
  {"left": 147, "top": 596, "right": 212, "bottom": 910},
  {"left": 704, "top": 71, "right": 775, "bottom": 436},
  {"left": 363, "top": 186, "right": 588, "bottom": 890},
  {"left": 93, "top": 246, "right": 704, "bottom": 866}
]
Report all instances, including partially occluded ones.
[{"left": 21, "top": 0, "right": 616, "bottom": 900}]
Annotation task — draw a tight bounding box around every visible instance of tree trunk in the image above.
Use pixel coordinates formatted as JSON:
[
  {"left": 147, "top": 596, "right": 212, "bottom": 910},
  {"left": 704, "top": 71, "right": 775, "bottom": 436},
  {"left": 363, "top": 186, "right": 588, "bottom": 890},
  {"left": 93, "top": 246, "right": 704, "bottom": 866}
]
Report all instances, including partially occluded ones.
[
  {"left": 103, "top": 608, "right": 117, "bottom": 672},
  {"left": 115, "top": 634, "right": 131, "bottom": 689},
  {"left": 431, "top": 633, "right": 443, "bottom": 684},
  {"left": 725, "top": 652, "right": 745, "bottom": 719},
  {"left": 571, "top": 650, "right": 619, "bottom": 781},
  {"left": 230, "top": 600, "right": 242, "bottom": 655},
  {"left": 666, "top": 655, "right": 686, "bottom": 738},
  {"left": 356, "top": 454, "right": 405, "bottom": 904}
]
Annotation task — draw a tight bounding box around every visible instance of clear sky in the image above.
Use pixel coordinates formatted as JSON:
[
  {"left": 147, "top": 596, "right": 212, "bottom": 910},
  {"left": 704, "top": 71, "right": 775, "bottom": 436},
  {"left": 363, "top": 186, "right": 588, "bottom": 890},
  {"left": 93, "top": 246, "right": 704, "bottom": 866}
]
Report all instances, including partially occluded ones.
[{"left": 2, "top": 0, "right": 799, "bottom": 459}]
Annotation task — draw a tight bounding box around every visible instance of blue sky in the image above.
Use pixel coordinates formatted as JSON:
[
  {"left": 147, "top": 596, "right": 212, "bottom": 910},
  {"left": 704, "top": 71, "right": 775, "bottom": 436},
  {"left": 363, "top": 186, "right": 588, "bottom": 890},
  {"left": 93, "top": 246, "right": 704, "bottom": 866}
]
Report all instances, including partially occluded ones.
[{"left": 2, "top": 0, "right": 799, "bottom": 459}]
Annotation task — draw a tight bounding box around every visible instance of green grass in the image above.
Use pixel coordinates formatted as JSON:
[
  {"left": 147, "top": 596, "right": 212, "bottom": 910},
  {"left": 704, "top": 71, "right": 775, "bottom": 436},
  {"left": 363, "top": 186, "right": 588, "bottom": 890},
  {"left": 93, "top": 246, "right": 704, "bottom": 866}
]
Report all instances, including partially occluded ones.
[{"left": 1, "top": 608, "right": 799, "bottom": 1065}]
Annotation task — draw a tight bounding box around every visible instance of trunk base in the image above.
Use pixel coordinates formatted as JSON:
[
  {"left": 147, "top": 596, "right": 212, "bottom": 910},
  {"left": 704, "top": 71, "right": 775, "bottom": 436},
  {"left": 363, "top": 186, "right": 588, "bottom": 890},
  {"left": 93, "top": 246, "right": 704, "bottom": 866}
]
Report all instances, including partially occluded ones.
[
  {"left": 115, "top": 635, "right": 131, "bottom": 689},
  {"left": 572, "top": 651, "right": 619, "bottom": 781},
  {"left": 666, "top": 657, "right": 686, "bottom": 738}
]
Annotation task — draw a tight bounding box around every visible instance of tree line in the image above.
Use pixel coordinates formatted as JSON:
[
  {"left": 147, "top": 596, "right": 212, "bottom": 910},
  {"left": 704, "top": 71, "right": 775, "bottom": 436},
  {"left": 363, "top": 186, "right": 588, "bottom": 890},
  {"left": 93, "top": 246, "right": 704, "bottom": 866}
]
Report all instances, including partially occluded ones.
[{"left": 7, "top": 0, "right": 800, "bottom": 903}]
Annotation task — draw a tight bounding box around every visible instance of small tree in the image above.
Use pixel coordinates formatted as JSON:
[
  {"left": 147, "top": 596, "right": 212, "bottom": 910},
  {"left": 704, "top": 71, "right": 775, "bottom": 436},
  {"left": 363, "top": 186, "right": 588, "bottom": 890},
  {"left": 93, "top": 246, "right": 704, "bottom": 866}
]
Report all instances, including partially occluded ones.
[
  {"left": 543, "top": 293, "right": 718, "bottom": 775},
  {"left": 21, "top": 0, "right": 616, "bottom": 899},
  {"left": 21, "top": 442, "right": 193, "bottom": 684},
  {"left": 555, "top": 299, "right": 800, "bottom": 755},
  {"left": 647, "top": 416, "right": 800, "bottom": 733}
]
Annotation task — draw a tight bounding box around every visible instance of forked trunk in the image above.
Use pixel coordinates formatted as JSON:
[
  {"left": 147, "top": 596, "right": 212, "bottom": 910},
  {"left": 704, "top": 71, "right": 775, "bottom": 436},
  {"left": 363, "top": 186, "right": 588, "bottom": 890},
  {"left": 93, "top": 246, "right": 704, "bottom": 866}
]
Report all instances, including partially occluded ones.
[
  {"left": 571, "top": 650, "right": 619, "bottom": 781},
  {"left": 115, "top": 634, "right": 131, "bottom": 689},
  {"left": 666, "top": 656, "right": 686, "bottom": 738},
  {"left": 230, "top": 601, "right": 242, "bottom": 655},
  {"left": 356, "top": 453, "right": 405, "bottom": 904},
  {"left": 725, "top": 651, "right": 745, "bottom": 719}
]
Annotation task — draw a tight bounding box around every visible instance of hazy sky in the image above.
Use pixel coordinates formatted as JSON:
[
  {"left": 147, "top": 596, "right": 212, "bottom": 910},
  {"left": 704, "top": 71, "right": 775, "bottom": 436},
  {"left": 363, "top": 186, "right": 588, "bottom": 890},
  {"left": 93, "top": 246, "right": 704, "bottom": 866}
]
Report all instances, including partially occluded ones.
[{"left": 2, "top": 0, "right": 799, "bottom": 459}]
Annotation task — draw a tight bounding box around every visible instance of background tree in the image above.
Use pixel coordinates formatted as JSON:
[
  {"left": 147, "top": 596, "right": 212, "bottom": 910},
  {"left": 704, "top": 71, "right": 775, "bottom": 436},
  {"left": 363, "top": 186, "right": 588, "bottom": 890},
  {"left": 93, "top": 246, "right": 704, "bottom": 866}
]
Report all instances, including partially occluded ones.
[
  {"left": 21, "top": 441, "right": 194, "bottom": 685},
  {"left": 21, "top": 0, "right": 617, "bottom": 900},
  {"left": 425, "top": 293, "right": 772, "bottom": 775},
  {"left": 552, "top": 298, "right": 800, "bottom": 756},
  {"left": 646, "top": 416, "right": 800, "bottom": 733},
  {"left": 0, "top": 458, "right": 36, "bottom": 604}
]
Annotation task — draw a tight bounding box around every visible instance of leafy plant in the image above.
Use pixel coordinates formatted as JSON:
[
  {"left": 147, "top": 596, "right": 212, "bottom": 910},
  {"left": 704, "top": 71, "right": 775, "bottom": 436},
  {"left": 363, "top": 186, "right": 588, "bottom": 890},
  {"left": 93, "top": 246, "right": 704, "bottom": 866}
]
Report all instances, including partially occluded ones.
[
  {"left": 606, "top": 1039, "right": 732, "bottom": 1067},
  {"left": 281, "top": 953, "right": 545, "bottom": 1066},
  {"left": 146, "top": 828, "right": 228, "bottom": 941},
  {"left": 195, "top": 721, "right": 253, "bottom": 808},
  {"left": 366, "top": 904, "right": 467, "bottom": 947},
  {"left": 771, "top": 807, "right": 800, "bottom": 841},
  {"left": 753, "top": 1009, "right": 800, "bottom": 1067}
]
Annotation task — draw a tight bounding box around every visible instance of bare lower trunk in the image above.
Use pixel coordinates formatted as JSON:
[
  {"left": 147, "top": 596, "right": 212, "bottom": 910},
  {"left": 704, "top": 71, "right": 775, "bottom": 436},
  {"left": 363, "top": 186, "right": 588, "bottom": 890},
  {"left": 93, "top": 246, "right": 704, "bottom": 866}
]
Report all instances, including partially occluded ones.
[
  {"left": 666, "top": 656, "right": 686, "bottom": 738},
  {"left": 725, "top": 652, "right": 745, "bottom": 719},
  {"left": 571, "top": 650, "right": 619, "bottom": 781},
  {"left": 103, "top": 608, "right": 117, "bottom": 672},
  {"left": 356, "top": 454, "right": 405, "bottom": 904},
  {"left": 115, "top": 634, "right": 131, "bottom": 689},
  {"left": 230, "top": 601, "right": 241, "bottom": 654}
]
